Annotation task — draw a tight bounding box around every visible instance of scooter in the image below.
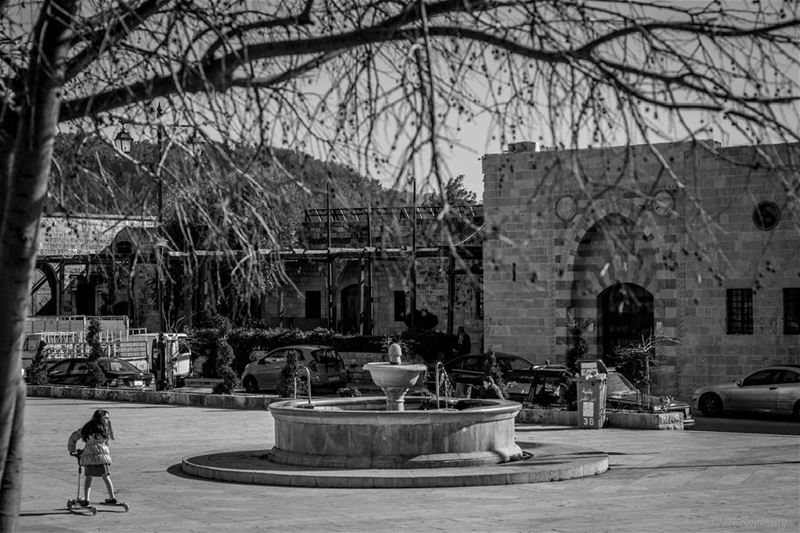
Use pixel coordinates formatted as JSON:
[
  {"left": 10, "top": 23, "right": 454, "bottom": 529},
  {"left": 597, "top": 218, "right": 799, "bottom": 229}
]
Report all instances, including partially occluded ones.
[{"left": 67, "top": 452, "right": 129, "bottom": 514}]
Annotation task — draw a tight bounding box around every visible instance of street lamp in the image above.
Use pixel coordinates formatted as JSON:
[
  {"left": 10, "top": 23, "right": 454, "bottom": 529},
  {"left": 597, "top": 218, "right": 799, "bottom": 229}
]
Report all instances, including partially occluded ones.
[{"left": 113, "top": 126, "right": 133, "bottom": 154}]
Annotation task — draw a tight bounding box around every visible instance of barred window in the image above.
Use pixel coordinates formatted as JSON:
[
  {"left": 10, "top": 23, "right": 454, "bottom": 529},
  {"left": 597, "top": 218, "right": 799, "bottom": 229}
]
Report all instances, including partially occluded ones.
[
  {"left": 305, "top": 291, "right": 321, "bottom": 319},
  {"left": 393, "top": 291, "right": 406, "bottom": 322},
  {"left": 784, "top": 288, "right": 800, "bottom": 334},
  {"left": 726, "top": 289, "right": 753, "bottom": 334}
]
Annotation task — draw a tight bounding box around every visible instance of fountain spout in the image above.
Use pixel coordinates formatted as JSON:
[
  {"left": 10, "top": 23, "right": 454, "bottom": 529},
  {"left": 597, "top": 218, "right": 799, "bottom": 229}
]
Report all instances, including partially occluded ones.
[{"left": 297, "top": 365, "right": 312, "bottom": 405}]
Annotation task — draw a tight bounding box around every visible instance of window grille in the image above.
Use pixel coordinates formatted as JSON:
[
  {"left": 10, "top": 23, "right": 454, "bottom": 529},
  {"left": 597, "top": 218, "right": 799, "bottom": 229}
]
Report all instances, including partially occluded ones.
[{"left": 726, "top": 288, "right": 753, "bottom": 334}]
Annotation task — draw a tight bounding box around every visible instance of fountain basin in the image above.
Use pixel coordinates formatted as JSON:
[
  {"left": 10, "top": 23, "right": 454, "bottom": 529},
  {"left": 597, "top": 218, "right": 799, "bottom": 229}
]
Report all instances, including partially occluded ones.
[
  {"left": 362, "top": 362, "right": 427, "bottom": 388},
  {"left": 267, "top": 396, "right": 524, "bottom": 469}
]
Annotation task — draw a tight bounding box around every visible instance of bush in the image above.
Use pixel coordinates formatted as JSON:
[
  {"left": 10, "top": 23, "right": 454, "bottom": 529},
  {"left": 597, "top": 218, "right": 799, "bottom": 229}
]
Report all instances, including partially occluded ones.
[
  {"left": 565, "top": 315, "right": 591, "bottom": 374},
  {"left": 86, "top": 317, "right": 104, "bottom": 361},
  {"left": 27, "top": 341, "right": 50, "bottom": 385},
  {"left": 481, "top": 349, "right": 505, "bottom": 390},
  {"left": 277, "top": 349, "right": 307, "bottom": 398},
  {"left": 337, "top": 386, "right": 362, "bottom": 397}
]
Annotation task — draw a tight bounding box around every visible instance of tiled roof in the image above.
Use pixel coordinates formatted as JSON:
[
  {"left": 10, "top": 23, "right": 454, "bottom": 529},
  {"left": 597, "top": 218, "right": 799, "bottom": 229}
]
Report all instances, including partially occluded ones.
[{"left": 39, "top": 214, "right": 157, "bottom": 257}]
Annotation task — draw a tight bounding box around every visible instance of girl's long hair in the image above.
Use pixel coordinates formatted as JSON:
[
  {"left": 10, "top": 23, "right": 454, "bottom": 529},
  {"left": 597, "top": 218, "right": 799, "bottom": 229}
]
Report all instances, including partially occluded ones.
[{"left": 80, "top": 409, "right": 114, "bottom": 441}]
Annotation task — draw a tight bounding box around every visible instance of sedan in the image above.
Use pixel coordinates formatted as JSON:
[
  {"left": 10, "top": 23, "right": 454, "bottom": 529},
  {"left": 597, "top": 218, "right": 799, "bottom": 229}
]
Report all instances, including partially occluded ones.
[
  {"left": 46, "top": 357, "right": 153, "bottom": 387},
  {"left": 241, "top": 345, "right": 347, "bottom": 393},
  {"left": 691, "top": 365, "right": 800, "bottom": 418}
]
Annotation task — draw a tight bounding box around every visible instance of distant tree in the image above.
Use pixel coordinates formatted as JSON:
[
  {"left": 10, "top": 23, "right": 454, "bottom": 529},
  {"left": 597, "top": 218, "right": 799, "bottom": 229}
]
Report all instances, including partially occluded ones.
[
  {"left": 85, "top": 318, "right": 107, "bottom": 387},
  {"left": 212, "top": 318, "right": 237, "bottom": 394},
  {"left": 26, "top": 342, "right": 50, "bottom": 386},
  {"left": 422, "top": 175, "right": 477, "bottom": 206}
]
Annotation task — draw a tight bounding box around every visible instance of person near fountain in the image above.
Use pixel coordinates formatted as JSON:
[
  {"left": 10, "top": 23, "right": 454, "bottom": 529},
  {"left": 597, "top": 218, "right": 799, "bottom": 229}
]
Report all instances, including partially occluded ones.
[
  {"left": 387, "top": 337, "right": 402, "bottom": 365},
  {"left": 476, "top": 376, "right": 505, "bottom": 399},
  {"left": 455, "top": 326, "right": 471, "bottom": 355},
  {"left": 67, "top": 409, "right": 117, "bottom": 505}
]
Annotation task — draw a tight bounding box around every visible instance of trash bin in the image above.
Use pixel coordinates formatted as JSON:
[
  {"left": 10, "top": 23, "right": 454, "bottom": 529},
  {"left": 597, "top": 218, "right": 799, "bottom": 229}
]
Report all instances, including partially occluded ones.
[{"left": 577, "top": 361, "right": 607, "bottom": 429}]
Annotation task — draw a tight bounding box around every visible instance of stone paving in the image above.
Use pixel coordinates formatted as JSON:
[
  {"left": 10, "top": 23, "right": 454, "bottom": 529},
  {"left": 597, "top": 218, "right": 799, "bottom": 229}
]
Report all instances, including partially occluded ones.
[{"left": 19, "top": 397, "right": 800, "bottom": 532}]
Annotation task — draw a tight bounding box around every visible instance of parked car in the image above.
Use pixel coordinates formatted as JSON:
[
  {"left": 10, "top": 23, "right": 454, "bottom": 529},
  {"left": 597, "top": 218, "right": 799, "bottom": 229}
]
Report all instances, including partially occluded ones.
[
  {"left": 606, "top": 371, "right": 694, "bottom": 428},
  {"left": 241, "top": 345, "right": 347, "bottom": 393},
  {"left": 691, "top": 365, "right": 800, "bottom": 419},
  {"left": 46, "top": 357, "right": 153, "bottom": 388},
  {"left": 505, "top": 365, "right": 576, "bottom": 406},
  {"left": 441, "top": 352, "right": 535, "bottom": 390}
]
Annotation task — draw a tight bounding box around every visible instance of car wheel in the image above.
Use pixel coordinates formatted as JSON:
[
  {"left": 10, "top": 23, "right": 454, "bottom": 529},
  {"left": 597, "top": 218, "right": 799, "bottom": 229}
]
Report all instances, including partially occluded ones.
[
  {"left": 699, "top": 393, "right": 723, "bottom": 417},
  {"left": 243, "top": 376, "right": 259, "bottom": 393}
]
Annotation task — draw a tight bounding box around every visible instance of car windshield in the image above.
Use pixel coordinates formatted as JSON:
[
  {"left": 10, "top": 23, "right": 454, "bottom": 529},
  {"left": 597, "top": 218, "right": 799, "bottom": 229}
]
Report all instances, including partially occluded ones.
[
  {"left": 100, "top": 359, "right": 139, "bottom": 373},
  {"left": 504, "top": 358, "right": 535, "bottom": 371},
  {"left": 606, "top": 372, "right": 638, "bottom": 394}
]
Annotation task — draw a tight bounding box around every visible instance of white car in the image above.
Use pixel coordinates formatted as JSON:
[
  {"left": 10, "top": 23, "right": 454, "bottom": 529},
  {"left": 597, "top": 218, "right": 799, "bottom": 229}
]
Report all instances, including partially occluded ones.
[
  {"left": 241, "top": 345, "right": 347, "bottom": 393},
  {"left": 691, "top": 365, "right": 800, "bottom": 418}
]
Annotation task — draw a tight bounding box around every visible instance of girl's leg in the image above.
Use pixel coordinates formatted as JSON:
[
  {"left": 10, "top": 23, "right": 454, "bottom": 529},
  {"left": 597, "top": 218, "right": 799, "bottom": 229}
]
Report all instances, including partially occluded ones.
[
  {"left": 83, "top": 476, "right": 93, "bottom": 503},
  {"left": 101, "top": 474, "right": 115, "bottom": 500}
]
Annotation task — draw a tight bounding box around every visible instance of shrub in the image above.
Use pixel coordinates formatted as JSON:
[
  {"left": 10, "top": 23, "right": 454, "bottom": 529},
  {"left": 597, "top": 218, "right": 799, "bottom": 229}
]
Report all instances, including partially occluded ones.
[
  {"left": 565, "top": 315, "right": 591, "bottom": 374},
  {"left": 337, "top": 386, "right": 362, "bottom": 397},
  {"left": 481, "top": 348, "right": 505, "bottom": 389},
  {"left": 86, "top": 317, "right": 104, "bottom": 361},
  {"left": 27, "top": 341, "right": 50, "bottom": 385},
  {"left": 85, "top": 318, "right": 106, "bottom": 387},
  {"left": 213, "top": 318, "right": 237, "bottom": 394},
  {"left": 277, "top": 349, "right": 305, "bottom": 398}
]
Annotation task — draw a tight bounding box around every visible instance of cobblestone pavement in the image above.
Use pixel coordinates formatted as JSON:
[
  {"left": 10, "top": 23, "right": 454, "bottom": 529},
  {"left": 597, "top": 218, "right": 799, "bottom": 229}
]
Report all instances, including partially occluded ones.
[{"left": 18, "top": 397, "right": 800, "bottom": 532}]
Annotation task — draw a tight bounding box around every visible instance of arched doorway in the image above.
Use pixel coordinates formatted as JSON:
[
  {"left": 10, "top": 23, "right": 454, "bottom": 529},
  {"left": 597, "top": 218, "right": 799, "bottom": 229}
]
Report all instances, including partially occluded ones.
[{"left": 598, "top": 283, "right": 653, "bottom": 365}]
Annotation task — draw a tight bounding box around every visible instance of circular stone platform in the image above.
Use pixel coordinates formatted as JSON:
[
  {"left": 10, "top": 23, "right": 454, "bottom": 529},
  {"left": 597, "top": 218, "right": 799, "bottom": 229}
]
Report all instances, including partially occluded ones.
[{"left": 181, "top": 442, "right": 608, "bottom": 488}]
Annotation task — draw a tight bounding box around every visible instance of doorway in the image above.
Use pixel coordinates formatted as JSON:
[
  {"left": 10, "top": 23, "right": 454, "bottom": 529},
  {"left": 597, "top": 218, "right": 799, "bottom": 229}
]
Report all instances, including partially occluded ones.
[
  {"left": 340, "top": 284, "right": 359, "bottom": 334},
  {"left": 598, "top": 283, "right": 653, "bottom": 365}
]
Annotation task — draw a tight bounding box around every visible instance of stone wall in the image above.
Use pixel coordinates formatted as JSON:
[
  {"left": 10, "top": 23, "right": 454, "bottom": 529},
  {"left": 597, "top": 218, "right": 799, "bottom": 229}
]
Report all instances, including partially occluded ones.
[{"left": 483, "top": 141, "right": 800, "bottom": 399}]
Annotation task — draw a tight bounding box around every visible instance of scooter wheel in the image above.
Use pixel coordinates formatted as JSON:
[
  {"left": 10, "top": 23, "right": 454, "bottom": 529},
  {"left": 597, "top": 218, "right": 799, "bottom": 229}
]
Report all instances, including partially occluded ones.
[
  {"left": 122, "top": 503, "right": 129, "bottom": 511},
  {"left": 91, "top": 508, "right": 98, "bottom": 515}
]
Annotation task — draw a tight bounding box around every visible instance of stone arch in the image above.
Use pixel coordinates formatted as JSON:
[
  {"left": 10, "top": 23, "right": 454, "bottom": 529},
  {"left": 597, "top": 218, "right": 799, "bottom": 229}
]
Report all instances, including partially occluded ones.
[{"left": 558, "top": 198, "right": 670, "bottom": 358}]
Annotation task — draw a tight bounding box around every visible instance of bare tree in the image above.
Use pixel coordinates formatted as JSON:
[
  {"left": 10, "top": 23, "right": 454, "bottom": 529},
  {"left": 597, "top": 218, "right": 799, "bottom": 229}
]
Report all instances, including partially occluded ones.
[{"left": 1, "top": 0, "right": 799, "bottom": 526}]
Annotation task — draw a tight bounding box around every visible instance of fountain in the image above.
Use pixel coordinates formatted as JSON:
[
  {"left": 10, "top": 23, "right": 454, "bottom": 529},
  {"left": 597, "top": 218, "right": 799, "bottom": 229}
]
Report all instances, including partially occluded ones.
[
  {"left": 181, "top": 356, "right": 608, "bottom": 487},
  {"left": 362, "top": 361, "right": 427, "bottom": 410}
]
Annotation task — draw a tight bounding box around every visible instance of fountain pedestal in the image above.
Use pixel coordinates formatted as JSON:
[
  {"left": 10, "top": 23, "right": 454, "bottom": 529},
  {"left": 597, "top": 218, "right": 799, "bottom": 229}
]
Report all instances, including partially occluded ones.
[{"left": 363, "top": 362, "right": 427, "bottom": 411}]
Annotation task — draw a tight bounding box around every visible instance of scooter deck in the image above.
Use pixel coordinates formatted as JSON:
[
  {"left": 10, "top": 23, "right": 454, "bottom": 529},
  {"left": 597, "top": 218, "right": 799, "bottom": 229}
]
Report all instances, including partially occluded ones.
[{"left": 67, "top": 498, "right": 129, "bottom": 513}]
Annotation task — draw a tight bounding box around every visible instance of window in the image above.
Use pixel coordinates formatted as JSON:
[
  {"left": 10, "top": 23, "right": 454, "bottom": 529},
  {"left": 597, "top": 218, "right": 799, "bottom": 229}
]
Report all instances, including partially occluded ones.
[
  {"left": 752, "top": 201, "right": 781, "bottom": 231},
  {"left": 393, "top": 291, "right": 406, "bottom": 321},
  {"left": 726, "top": 289, "right": 753, "bottom": 334},
  {"left": 784, "top": 288, "right": 800, "bottom": 334},
  {"left": 779, "top": 370, "right": 800, "bottom": 383},
  {"left": 741, "top": 369, "right": 779, "bottom": 387},
  {"left": 305, "top": 291, "right": 321, "bottom": 318}
]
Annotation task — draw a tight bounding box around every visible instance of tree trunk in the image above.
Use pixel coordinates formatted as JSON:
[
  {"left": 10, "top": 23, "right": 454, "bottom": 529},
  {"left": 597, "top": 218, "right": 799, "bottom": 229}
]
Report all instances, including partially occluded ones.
[{"left": 0, "top": 0, "right": 77, "bottom": 528}]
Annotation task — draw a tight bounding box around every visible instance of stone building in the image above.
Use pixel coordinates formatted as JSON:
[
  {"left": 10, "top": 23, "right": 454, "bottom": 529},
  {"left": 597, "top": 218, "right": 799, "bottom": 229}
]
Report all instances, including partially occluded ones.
[
  {"left": 262, "top": 205, "right": 484, "bottom": 346},
  {"left": 34, "top": 213, "right": 160, "bottom": 330},
  {"left": 482, "top": 140, "right": 800, "bottom": 398}
]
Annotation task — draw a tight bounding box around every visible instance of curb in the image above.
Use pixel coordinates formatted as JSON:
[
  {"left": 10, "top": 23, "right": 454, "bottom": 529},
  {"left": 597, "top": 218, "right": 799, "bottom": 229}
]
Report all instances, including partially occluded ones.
[
  {"left": 25, "top": 384, "right": 278, "bottom": 410},
  {"left": 25, "top": 386, "right": 687, "bottom": 429},
  {"left": 181, "top": 443, "right": 609, "bottom": 488}
]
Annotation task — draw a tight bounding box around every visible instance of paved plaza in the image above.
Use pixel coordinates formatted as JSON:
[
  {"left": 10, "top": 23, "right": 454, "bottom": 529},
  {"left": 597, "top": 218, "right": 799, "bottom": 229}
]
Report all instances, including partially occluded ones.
[{"left": 19, "top": 397, "right": 800, "bottom": 532}]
